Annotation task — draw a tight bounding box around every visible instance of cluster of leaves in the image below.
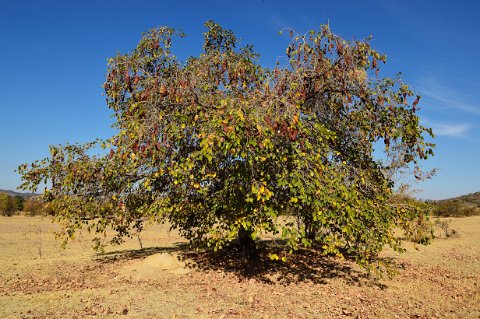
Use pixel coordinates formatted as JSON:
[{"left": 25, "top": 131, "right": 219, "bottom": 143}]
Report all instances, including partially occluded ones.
[
  {"left": 388, "top": 195, "right": 434, "bottom": 244},
  {"left": 18, "top": 21, "right": 434, "bottom": 270}
]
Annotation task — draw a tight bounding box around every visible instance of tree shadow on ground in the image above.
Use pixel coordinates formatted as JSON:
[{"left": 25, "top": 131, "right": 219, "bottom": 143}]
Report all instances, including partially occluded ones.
[
  {"left": 93, "top": 240, "right": 395, "bottom": 287},
  {"left": 94, "top": 242, "right": 188, "bottom": 263},
  {"left": 182, "top": 240, "right": 391, "bottom": 286}
]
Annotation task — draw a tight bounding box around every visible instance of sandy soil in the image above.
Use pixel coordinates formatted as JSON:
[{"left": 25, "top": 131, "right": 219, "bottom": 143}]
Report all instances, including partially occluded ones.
[{"left": 0, "top": 215, "right": 479, "bottom": 318}]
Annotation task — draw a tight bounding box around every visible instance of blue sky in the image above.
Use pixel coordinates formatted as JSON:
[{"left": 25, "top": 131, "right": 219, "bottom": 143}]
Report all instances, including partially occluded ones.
[{"left": 0, "top": 0, "right": 479, "bottom": 199}]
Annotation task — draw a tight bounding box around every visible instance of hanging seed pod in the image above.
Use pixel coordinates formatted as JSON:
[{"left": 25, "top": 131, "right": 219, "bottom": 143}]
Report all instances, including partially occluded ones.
[{"left": 159, "top": 85, "right": 168, "bottom": 97}]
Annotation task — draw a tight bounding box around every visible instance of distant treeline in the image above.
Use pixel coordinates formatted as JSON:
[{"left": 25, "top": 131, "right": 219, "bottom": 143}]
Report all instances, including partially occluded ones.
[
  {"left": 0, "top": 193, "right": 53, "bottom": 216},
  {"left": 428, "top": 192, "right": 480, "bottom": 217}
]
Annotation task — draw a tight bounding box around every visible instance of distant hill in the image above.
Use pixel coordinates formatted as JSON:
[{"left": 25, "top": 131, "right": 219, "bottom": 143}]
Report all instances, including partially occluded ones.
[
  {"left": 438, "top": 191, "right": 480, "bottom": 205},
  {"left": 431, "top": 192, "right": 480, "bottom": 217},
  {"left": 0, "top": 189, "right": 36, "bottom": 198}
]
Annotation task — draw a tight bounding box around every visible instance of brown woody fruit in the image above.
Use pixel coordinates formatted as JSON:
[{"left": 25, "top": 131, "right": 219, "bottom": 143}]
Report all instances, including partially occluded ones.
[
  {"left": 159, "top": 85, "right": 168, "bottom": 97},
  {"left": 412, "top": 95, "right": 420, "bottom": 112}
]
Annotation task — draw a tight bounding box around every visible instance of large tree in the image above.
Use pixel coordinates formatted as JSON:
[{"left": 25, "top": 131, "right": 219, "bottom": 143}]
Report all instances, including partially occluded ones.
[{"left": 18, "top": 22, "right": 434, "bottom": 270}]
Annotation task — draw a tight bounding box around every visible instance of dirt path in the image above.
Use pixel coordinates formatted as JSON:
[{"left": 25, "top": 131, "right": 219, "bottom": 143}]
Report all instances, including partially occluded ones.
[{"left": 0, "top": 215, "right": 479, "bottom": 318}]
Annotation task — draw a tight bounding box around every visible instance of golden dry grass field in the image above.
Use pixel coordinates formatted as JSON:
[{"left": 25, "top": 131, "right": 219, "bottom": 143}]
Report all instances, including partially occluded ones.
[{"left": 1, "top": 215, "right": 479, "bottom": 318}]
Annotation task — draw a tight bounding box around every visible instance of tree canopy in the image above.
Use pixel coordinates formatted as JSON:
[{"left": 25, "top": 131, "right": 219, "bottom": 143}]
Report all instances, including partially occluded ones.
[{"left": 18, "top": 21, "right": 434, "bottom": 270}]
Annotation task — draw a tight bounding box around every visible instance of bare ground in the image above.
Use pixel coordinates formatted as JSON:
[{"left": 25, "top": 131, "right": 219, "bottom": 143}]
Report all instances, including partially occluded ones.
[{"left": 0, "top": 215, "right": 479, "bottom": 318}]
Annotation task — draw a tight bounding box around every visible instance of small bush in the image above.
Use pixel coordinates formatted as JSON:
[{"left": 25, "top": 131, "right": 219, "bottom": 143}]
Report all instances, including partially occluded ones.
[
  {"left": 390, "top": 195, "right": 435, "bottom": 244},
  {"left": 403, "top": 217, "right": 434, "bottom": 244},
  {"left": 433, "top": 219, "right": 459, "bottom": 238},
  {"left": 23, "top": 198, "right": 47, "bottom": 216},
  {"left": 0, "top": 193, "right": 17, "bottom": 216}
]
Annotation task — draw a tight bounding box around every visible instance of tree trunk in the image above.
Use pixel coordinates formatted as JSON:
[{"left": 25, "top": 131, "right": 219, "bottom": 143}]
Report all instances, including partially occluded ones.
[
  {"left": 238, "top": 226, "right": 259, "bottom": 261},
  {"left": 304, "top": 215, "right": 317, "bottom": 241},
  {"left": 306, "top": 225, "right": 317, "bottom": 241}
]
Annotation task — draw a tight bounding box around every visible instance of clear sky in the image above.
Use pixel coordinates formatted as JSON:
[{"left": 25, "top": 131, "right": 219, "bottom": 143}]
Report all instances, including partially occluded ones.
[{"left": 0, "top": 0, "right": 479, "bottom": 199}]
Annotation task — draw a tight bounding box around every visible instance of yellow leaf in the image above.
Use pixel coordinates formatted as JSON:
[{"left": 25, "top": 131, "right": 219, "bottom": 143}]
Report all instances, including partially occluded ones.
[
  {"left": 293, "top": 114, "right": 299, "bottom": 125},
  {"left": 256, "top": 123, "right": 262, "bottom": 134},
  {"left": 269, "top": 253, "right": 279, "bottom": 261},
  {"left": 237, "top": 109, "right": 244, "bottom": 121}
]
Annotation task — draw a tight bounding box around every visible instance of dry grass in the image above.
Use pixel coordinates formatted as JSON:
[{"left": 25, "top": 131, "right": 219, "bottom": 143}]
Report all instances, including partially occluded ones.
[{"left": 0, "top": 215, "right": 479, "bottom": 318}]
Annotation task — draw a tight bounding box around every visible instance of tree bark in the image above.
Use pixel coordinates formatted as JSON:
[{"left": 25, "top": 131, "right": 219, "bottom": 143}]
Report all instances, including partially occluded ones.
[
  {"left": 304, "top": 215, "right": 317, "bottom": 241},
  {"left": 238, "top": 226, "right": 259, "bottom": 261}
]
